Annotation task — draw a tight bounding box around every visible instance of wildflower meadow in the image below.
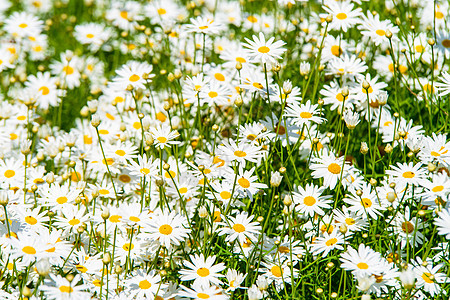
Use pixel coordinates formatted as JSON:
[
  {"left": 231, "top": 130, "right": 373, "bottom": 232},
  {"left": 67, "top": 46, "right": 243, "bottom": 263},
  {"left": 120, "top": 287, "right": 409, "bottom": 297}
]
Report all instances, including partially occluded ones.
[{"left": 0, "top": 0, "right": 450, "bottom": 299}]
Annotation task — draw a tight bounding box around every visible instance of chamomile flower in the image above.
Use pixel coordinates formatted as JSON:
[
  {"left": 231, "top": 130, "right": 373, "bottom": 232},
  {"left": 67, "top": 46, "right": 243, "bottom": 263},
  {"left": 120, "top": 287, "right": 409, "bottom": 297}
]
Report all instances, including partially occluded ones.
[
  {"left": 145, "top": 210, "right": 191, "bottom": 249},
  {"left": 310, "top": 151, "right": 349, "bottom": 189},
  {"left": 242, "top": 32, "right": 286, "bottom": 64},
  {"left": 310, "top": 230, "right": 345, "bottom": 258},
  {"left": 40, "top": 274, "right": 89, "bottom": 300},
  {"left": 292, "top": 184, "right": 332, "bottom": 217},
  {"left": 180, "top": 254, "right": 226, "bottom": 288},
  {"left": 218, "top": 212, "right": 261, "bottom": 244},
  {"left": 112, "top": 61, "right": 153, "bottom": 91},
  {"left": 233, "top": 166, "right": 268, "bottom": 199},
  {"left": 434, "top": 208, "right": 450, "bottom": 240},
  {"left": 283, "top": 100, "right": 325, "bottom": 126},
  {"left": 185, "top": 16, "right": 223, "bottom": 35},
  {"left": 340, "top": 244, "right": 384, "bottom": 277},
  {"left": 321, "top": 1, "right": 362, "bottom": 32},
  {"left": 343, "top": 183, "right": 383, "bottom": 219},
  {"left": 386, "top": 162, "right": 427, "bottom": 187},
  {"left": 150, "top": 124, "right": 181, "bottom": 149},
  {"left": 217, "top": 139, "right": 265, "bottom": 164}
]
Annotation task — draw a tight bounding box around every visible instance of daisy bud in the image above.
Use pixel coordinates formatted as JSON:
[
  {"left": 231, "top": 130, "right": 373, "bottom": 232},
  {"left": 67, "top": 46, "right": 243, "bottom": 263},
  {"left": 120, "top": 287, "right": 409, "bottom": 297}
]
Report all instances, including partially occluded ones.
[
  {"left": 362, "top": 80, "right": 370, "bottom": 91},
  {"left": 248, "top": 285, "right": 263, "bottom": 300},
  {"left": 20, "top": 140, "right": 32, "bottom": 155},
  {"left": 22, "top": 287, "right": 31, "bottom": 297},
  {"left": 418, "top": 210, "right": 426, "bottom": 217},
  {"left": 142, "top": 116, "right": 151, "bottom": 130},
  {"left": 393, "top": 112, "right": 399, "bottom": 118},
  {"left": 283, "top": 80, "right": 293, "bottom": 95},
  {"left": 77, "top": 226, "right": 85, "bottom": 234},
  {"left": 257, "top": 216, "right": 264, "bottom": 222},
  {"left": 384, "top": 144, "right": 393, "bottom": 154},
  {"left": 198, "top": 206, "right": 208, "bottom": 218},
  {"left": 385, "top": 29, "right": 393, "bottom": 39},
  {"left": 36, "top": 151, "right": 45, "bottom": 162},
  {"left": 31, "top": 185, "right": 38, "bottom": 193},
  {"left": 234, "top": 96, "right": 243, "bottom": 107},
  {"left": 318, "top": 98, "right": 324, "bottom": 106},
  {"left": 0, "top": 192, "right": 8, "bottom": 206},
  {"left": 174, "top": 69, "right": 182, "bottom": 79},
  {"left": 256, "top": 277, "right": 269, "bottom": 291},
  {"left": 428, "top": 38, "right": 435, "bottom": 46},
  {"left": 272, "top": 63, "right": 281, "bottom": 72},
  {"left": 327, "top": 262, "right": 334, "bottom": 268},
  {"left": 163, "top": 163, "right": 171, "bottom": 171},
  {"left": 87, "top": 100, "right": 98, "bottom": 113},
  {"left": 378, "top": 91, "right": 388, "bottom": 105},
  {"left": 155, "top": 176, "right": 164, "bottom": 187},
  {"left": 344, "top": 110, "right": 360, "bottom": 130},
  {"left": 428, "top": 163, "right": 436, "bottom": 172},
  {"left": 114, "top": 265, "right": 123, "bottom": 274},
  {"left": 356, "top": 275, "right": 376, "bottom": 292},
  {"left": 279, "top": 167, "right": 286, "bottom": 174},
  {"left": 235, "top": 61, "right": 243, "bottom": 70},
  {"left": 361, "top": 294, "right": 371, "bottom": 300},
  {"left": 282, "top": 206, "right": 290, "bottom": 215},
  {"left": 45, "top": 172, "right": 55, "bottom": 184},
  {"left": 369, "top": 178, "right": 377, "bottom": 186},
  {"left": 331, "top": 292, "right": 338, "bottom": 298},
  {"left": 341, "top": 86, "right": 349, "bottom": 97},
  {"left": 339, "top": 224, "right": 347, "bottom": 234},
  {"left": 167, "top": 73, "right": 175, "bottom": 82},
  {"left": 387, "top": 192, "right": 396, "bottom": 203},
  {"left": 144, "top": 132, "right": 154, "bottom": 146},
  {"left": 101, "top": 207, "right": 110, "bottom": 220},
  {"left": 126, "top": 84, "right": 134, "bottom": 91},
  {"left": 66, "top": 274, "right": 74, "bottom": 282},
  {"left": 316, "top": 288, "right": 324, "bottom": 294},
  {"left": 360, "top": 142, "right": 369, "bottom": 155},
  {"left": 283, "top": 195, "right": 292, "bottom": 206},
  {"left": 325, "top": 14, "right": 333, "bottom": 23},
  {"left": 389, "top": 182, "right": 396, "bottom": 189},
  {"left": 399, "top": 268, "right": 416, "bottom": 290},
  {"left": 270, "top": 171, "right": 283, "bottom": 187},
  {"left": 299, "top": 61, "right": 310, "bottom": 76},
  {"left": 103, "top": 253, "right": 111, "bottom": 264},
  {"left": 356, "top": 190, "right": 363, "bottom": 197},
  {"left": 212, "top": 124, "right": 219, "bottom": 131},
  {"left": 90, "top": 114, "right": 101, "bottom": 127}
]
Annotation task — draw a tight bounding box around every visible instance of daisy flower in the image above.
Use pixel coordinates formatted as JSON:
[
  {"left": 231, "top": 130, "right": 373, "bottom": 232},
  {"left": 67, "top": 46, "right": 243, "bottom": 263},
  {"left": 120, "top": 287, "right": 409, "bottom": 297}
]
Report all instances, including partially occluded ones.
[
  {"left": 184, "top": 16, "right": 223, "bottom": 35},
  {"left": 126, "top": 270, "right": 167, "bottom": 298},
  {"left": 340, "top": 244, "right": 384, "bottom": 277},
  {"left": 179, "top": 254, "right": 226, "bottom": 288},
  {"left": 389, "top": 207, "right": 426, "bottom": 247},
  {"left": 217, "top": 139, "right": 265, "bottom": 165},
  {"left": 434, "top": 208, "right": 450, "bottom": 239},
  {"left": 385, "top": 162, "right": 427, "bottom": 187},
  {"left": 418, "top": 132, "right": 450, "bottom": 166},
  {"left": 359, "top": 12, "right": 399, "bottom": 46},
  {"left": 225, "top": 269, "right": 246, "bottom": 291},
  {"left": 178, "top": 283, "right": 228, "bottom": 300},
  {"left": 343, "top": 183, "right": 383, "bottom": 219},
  {"left": 74, "top": 23, "right": 112, "bottom": 51},
  {"left": 10, "top": 231, "right": 47, "bottom": 264},
  {"left": 321, "top": 1, "right": 362, "bottom": 32},
  {"left": 233, "top": 166, "right": 268, "bottom": 200},
  {"left": 292, "top": 184, "right": 332, "bottom": 217},
  {"left": 40, "top": 274, "right": 89, "bottom": 300},
  {"left": 412, "top": 257, "right": 448, "bottom": 297},
  {"left": 242, "top": 32, "right": 286, "bottom": 64},
  {"left": 112, "top": 61, "right": 154, "bottom": 91},
  {"left": 4, "top": 11, "right": 43, "bottom": 39},
  {"left": 310, "top": 230, "right": 345, "bottom": 258},
  {"left": 333, "top": 206, "right": 367, "bottom": 233},
  {"left": 218, "top": 212, "right": 261, "bottom": 244},
  {"left": 261, "top": 261, "right": 296, "bottom": 286},
  {"left": 309, "top": 151, "right": 349, "bottom": 189},
  {"left": 150, "top": 124, "right": 181, "bottom": 149},
  {"left": 145, "top": 210, "right": 191, "bottom": 249},
  {"left": 24, "top": 72, "right": 62, "bottom": 110},
  {"left": 128, "top": 154, "right": 158, "bottom": 180},
  {"left": 283, "top": 100, "right": 326, "bottom": 126}
]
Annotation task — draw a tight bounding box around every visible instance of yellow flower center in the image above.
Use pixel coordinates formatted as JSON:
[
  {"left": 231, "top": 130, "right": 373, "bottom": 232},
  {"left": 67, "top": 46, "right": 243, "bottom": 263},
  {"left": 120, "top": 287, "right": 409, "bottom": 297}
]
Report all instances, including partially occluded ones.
[
  {"left": 238, "top": 177, "right": 250, "bottom": 188},
  {"left": 325, "top": 238, "right": 338, "bottom": 246},
  {"left": 157, "top": 137, "right": 168, "bottom": 143},
  {"left": 157, "top": 8, "right": 166, "bottom": 15},
  {"left": 86, "top": 33, "right": 94, "bottom": 38},
  {"left": 402, "top": 221, "right": 414, "bottom": 233},
  {"left": 300, "top": 111, "right": 312, "bottom": 119},
  {"left": 197, "top": 293, "right": 210, "bottom": 299},
  {"left": 19, "top": 23, "right": 28, "bottom": 28},
  {"left": 258, "top": 46, "right": 270, "bottom": 53},
  {"left": 63, "top": 66, "right": 74, "bottom": 75},
  {"left": 109, "top": 215, "right": 122, "bottom": 223},
  {"left": 129, "top": 74, "right": 140, "bottom": 82},
  {"left": 214, "top": 73, "right": 225, "bottom": 81},
  {"left": 345, "top": 218, "right": 355, "bottom": 225},
  {"left": 271, "top": 266, "right": 283, "bottom": 277},
  {"left": 115, "top": 150, "right": 126, "bottom": 156},
  {"left": 56, "top": 196, "right": 68, "bottom": 204},
  {"left": 327, "top": 163, "right": 341, "bottom": 174},
  {"left": 139, "top": 279, "right": 152, "bottom": 289},
  {"left": 68, "top": 218, "right": 80, "bottom": 226},
  {"left": 59, "top": 286, "right": 73, "bottom": 293},
  {"left": 22, "top": 246, "right": 36, "bottom": 255},
  {"left": 357, "top": 262, "right": 369, "bottom": 269},
  {"left": 303, "top": 196, "right": 316, "bottom": 206},
  {"left": 197, "top": 267, "right": 210, "bottom": 277},
  {"left": 233, "top": 224, "right": 245, "bottom": 233},
  {"left": 331, "top": 45, "right": 342, "bottom": 57},
  {"left": 220, "top": 191, "right": 231, "bottom": 199},
  {"left": 208, "top": 91, "right": 218, "bottom": 98},
  {"left": 129, "top": 216, "right": 140, "bottom": 222},
  {"left": 432, "top": 186, "right": 444, "bottom": 192},
  {"left": 236, "top": 57, "right": 246, "bottom": 63},
  {"left": 361, "top": 198, "right": 372, "bottom": 208},
  {"left": 159, "top": 224, "right": 173, "bottom": 235},
  {"left": 25, "top": 216, "right": 37, "bottom": 225},
  {"left": 39, "top": 86, "right": 50, "bottom": 95},
  {"left": 422, "top": 272, "right": 434, "bottom": 283},
  {"left": 402, "top": 171, "right": 415, "bottom": 178},
  {"left": 336, "top": 13, "right": 347, "bottom": 20},
  {"left": 375, "top": 29, "right": 386, "bottom": 36},
  {"left": 4, "top": 170, "right": 15, "bottom": 178},
  {"left": 234, "top": 150, "right": 247, "bottom": 157}
]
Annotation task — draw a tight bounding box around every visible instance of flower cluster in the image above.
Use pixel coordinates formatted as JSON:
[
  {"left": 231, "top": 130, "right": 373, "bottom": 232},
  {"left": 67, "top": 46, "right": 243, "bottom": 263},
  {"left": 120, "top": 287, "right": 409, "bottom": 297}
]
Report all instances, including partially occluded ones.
[{"left": 0, "top": 0, "right": 449, "bottom": 299}]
